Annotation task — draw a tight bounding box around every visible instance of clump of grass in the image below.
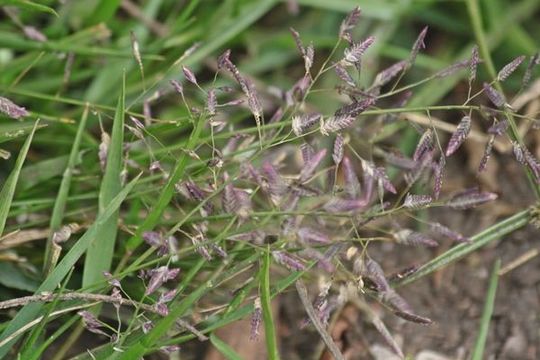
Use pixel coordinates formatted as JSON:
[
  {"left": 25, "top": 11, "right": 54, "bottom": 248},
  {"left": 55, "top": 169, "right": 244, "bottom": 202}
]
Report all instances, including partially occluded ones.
[{"left": 0, "top": 1, "right": 539, "bottom": 359}]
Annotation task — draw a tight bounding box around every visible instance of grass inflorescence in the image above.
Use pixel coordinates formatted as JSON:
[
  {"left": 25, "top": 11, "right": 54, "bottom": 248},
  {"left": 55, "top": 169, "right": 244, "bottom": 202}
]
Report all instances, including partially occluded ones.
[{"left": 0, "top": 1, "right": 539, "bottom": 359}]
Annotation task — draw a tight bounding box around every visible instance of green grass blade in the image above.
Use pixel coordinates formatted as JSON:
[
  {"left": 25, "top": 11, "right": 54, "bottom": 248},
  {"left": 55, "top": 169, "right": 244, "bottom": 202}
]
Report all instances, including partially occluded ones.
[
  {"left": 43, "top": 106, "right": 89, "bottom": 275},
  {"left": 19, "top": 268, "right": 74, "bottom": 358},
  {"left": 395, "top": 210, "right": 530, "bottom": 287},
  {"left": 0, "top": 120, "right": 39, "bottom": 237},
  {"left": 88, "top": 0, "right": 122, "bottom": 25},
  {"left": 471, "top": 259, "right": 501, "bottom": 360},
  {"left": 0, "top": 174, "right": 141, "bottom": 358},
  {"left": 261, "top": 249, "right": 280, "bottom": 360},
  {"left": 0, "top": 0, "right": 57, "bottom": 16},
  {"left": 209, "top": 333, "right": 244, "bottom": 360},
  {"left": 112, "top": 251, "right": 258, "bottom": 360},
  {"left": 0, "top": 32, "right": 162, "bottom": 60},
  {"left": 0, "top": 120, "right": 46, "bottom": 144},
  {"left": 82, "top": 75, "right": 125, "bottom": 288},
  {"left": 125, "top": 114, "right": 205, "bottom": 251},
  {"left": 293, "top": 0, "right": 400, "bottom": 20}
]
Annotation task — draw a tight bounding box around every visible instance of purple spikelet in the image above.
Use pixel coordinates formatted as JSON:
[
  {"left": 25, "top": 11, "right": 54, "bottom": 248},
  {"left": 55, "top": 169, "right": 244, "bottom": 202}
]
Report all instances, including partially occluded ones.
[
  {"left": 289, "top": 28, "right": 313, "bottom": 73},
  {"left": 413, "top": 129, "right": 434, "bottom": 162},
  {"left": 343, "top": 36, "right": 375, "bottom": 65},
  {"left": 522, "top": 146, "right": 540, "bottom": 182},
  {"left": 142, "top": 231, "right": 162, "bottom": 248},
  {"left": 353, "top": 257, "right": 390, "bottom": 292},
  {"left": 250, "top": 297, "right": 262, "bottom": 340},
  {"left": 182, "top": 181, "right": 214, "bottom": 215},
  {"left": 261, "top": 161, "right": 287, "bottom": 205},
  {"left": 408, "top": 26, "right": 428, "bottom": 67},
  {"left": 321, "top": 98, "right": 375, "bottom": 135},
  {"left": 342, "top": 156, "right": 361, "bottom": 198},
  {"left": 323, "top": 197, "right": 367, "bottom": 213},
  {"left": 145, "top": 266, "right": 180, "bottom": 295},
  {"left": 497, "top": 55, "right": 525, "bottom": 81},
  {"left": 222, "top": 172, "right": 238, "bottom": 214},
  {"left": 219, "top": 50, "right": 263, "bottom": 125},
  {"left": 300, "top": 142, "right": 315, "bottom": 165},
  {"left": 372, "top": 60, "right": 407, "bottom": 88},
  {"left": 272, "top": 251, "right": 306, "bottom": 271},
  {"left": 469, "top": 46, "right": 480, "bottom": 83},
  {"left": 170, "top": 79, "right": 183, "bottom": 96},
  {"left": 483, "top": 82, "right": 506, "bottom": 108},
  {"left": 321, "top": 114, "right": 354, "bottom": 136},
  {"left": 478, "top": 136, "right": 494, "bottom": 172},
  {"left": 430, "top": 222, "right": 469, "bottom": 243},
  {"left": 290, "top": 27, "right": 305, "bottom": 56},
  {"left": 207, "top": 89, "right": 217, "bottom": 116},
  {"left": 335, "top": 97, "right": 376, "bottom": 118},
  {"left": 403, "top": 194, "right": 432, "bottom": 208},
  {"left": 292, "top": 113, "right": 321, "bottom": 136},
  {"left": 393, "top": 310, "right": 433, "bottom": 325},
  {"left": 445, "top": 116, "right": 471, "bottom": 156},
  {"left": 78, "top": 311, "right": 108, "bottom": 337},
  {"left": 394, "top": 229, "right": 438, "bottom": 247},
  {"left": 182, "top": 66, "right": 198, "bottom": 86},
  {"left": 522, "top": 53, "right": 540, "bottom": 89},
  {"left": 436, "top": 59, "right": 469, "bottom": 78},
  {"left": 0, "top": 96, "right": 29, "bottom": 119},
  {"left": 512, "top": 141, "right": 526, "bottom": 164},
  {"left": 339, "top": 6, "right": 361, "bottom": 42},
  {"left": 300, "top": 149, "right": 327, "bottom": 183},
  {"left": 23, "top": 26, "right": 47, "bottom": 42},
  {"left": 433, "top": 156, "right": 445, "bottom": 200},
  {"left": 333, "top": 134, "right": 345, "bottom": 166},
  {"left": 487, "top": 119, "right": 509, "bottom": 136},
  {"left": 334, "top": 63, "right": 356, "bottom": 86},
  {"left": 363, "top": 161, "right": 396, "bottom": 194},
  {"left": 297, "top": 227, "right": 331, "bottom": 245},
  {"left": 98, "top": 132, "right": 110, "bottom": 172},
  {"left": 446, "top": 188, "right": 498, "bottom": 209}
]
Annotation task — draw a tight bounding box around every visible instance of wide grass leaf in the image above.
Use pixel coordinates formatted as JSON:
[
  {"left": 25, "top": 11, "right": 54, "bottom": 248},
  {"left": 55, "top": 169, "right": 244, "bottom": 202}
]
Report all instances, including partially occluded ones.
[
  {"left": 209, "top": 333, "right": 244, "bottom": 360},
  {"left": 0, "top": 0, "right": 57, "bottom": 16},
  {"left": 0, "top": 263, "right": 39, "bottom": 292},
  {"left": 0, "top": 174, "right": 141, "bottom": 357},
  {"left": 0, "top": 120, "right": 39, "bottom": 237},
  {"left": 82, "top": 76, "right": 125, "bottom": 288},
  {"left": 395, "top": 210, "right": 530, "bottom": 287},
  {"left": 43, "top": 106, "right": 89, "bottom": 275}
]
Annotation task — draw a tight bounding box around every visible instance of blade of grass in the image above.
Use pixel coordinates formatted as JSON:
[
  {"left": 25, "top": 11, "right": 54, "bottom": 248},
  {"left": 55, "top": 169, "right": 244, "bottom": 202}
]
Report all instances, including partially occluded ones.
[
  {"left": 112, "top": 247, "right": 257, "bottom": 360},
  {"left": 123, "top": 113, "right": 205, "bottom": 252},
  {"left": 395, "top": 209, "right": 530, "bottom": 287},
  {"left": 0, "top": 120, "right": 40, "bottom": 238},
  {"left": 0, "top": 0, "right": 58, "bottom": 16},
  {"left": 471, "top": 259, "right": 501, "bottom": 360},
  {"left": 261, "top": 248, "right": 280, "bottom": 360},
  {"left": 43, "top": 105, "right": 89, "bottom": 275},
  {"left": 293, "top": 0, "right": 401, "bottom": 20},
  {"left": 18, "top": 268, "right": 75, "bottom": 358},
  {"left": 0, "top": 173, "right": 141, "bottom": 358},
  {"left": 79, "top": 259, "right": 316, "bottom": 360},
  {"left": 82, "top": 74, "right": 125, "bottom": 289},
  {"left": 0, "top": 32, "right": 163, "bottom": 60},
  {"left": 0, "top": 120, "right": 46, "bottom": 144},
  {"left": 209, "top": 333, "right": 244, "bottom": 360},
  {"left": 87, "top": 0, "right": 122, "bottom": 25}
]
